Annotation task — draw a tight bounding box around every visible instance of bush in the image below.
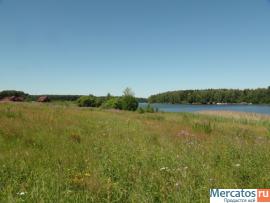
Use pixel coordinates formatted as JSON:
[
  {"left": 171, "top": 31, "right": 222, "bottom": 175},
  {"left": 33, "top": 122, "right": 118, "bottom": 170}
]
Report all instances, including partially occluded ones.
[
  {"left": 76, "top": 88, "right": 139, "bottom": 111},
  {"left": 120, "top": 95, "right": 138, "bottom": 111},
  {"left": 137, "top": 107, "right": 145, "bottom": 114},
  {"left": 77, "top": 96, "right": 96, "bottom": 107},
  {"left": 101, "top": 98, "right": 121, "bottom": 109},
  {"left": 138, "top": 104, "right": 158, "bottom": 113},
  {"left": 146, "top": 104, "right": 155, "bottom": 113},
  {"left": 95, "top": 97, "right": 105, "bottom": 107}
]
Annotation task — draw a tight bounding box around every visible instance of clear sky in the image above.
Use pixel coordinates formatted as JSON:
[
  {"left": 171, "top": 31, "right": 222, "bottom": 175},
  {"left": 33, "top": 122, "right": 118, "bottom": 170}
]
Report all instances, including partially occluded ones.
[{"left": 0, "top": 0, "right": 270, "bottom": 97}]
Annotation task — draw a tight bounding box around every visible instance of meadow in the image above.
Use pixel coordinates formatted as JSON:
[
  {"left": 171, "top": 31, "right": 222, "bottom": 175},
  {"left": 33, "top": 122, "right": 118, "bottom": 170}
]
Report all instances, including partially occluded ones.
[{"left": 0, "top": 103, "right": 270, "bottom": 202}]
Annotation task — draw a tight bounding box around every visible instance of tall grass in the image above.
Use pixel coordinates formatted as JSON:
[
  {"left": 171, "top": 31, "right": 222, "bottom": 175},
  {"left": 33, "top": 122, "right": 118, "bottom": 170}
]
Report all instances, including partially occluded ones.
[{"left": 0, "top": 103, "right": 270, "bottom": 202}]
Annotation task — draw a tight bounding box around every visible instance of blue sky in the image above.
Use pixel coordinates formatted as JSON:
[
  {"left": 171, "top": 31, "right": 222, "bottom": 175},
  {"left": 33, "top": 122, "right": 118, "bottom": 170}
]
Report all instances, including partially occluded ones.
[{"left": 0, "top": 0, "right": 270, "bottom": 97}]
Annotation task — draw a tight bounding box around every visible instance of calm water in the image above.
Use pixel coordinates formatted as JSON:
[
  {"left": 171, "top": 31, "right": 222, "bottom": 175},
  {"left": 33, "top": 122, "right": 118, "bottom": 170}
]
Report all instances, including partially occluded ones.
[{"left": 139, "top": 103, "right": 270, "bottom": 115}]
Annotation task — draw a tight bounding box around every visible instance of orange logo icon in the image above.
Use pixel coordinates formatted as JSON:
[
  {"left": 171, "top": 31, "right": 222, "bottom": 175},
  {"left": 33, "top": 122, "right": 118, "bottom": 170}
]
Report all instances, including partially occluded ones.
[{"left": 257, "top": 189, "right": 270, "bottom": 202}]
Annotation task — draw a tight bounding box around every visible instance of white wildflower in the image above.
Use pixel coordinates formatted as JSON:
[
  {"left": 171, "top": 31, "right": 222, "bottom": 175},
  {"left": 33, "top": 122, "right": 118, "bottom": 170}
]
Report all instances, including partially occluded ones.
[
  {"left": 160, "top": 167, "right": 169, "bottom": 171},
  {"left": 17, "top": 192, "right": 27, "bottom": 196},
  {"left": 65, "top": 190, "right": 72, "bottom": 194}
]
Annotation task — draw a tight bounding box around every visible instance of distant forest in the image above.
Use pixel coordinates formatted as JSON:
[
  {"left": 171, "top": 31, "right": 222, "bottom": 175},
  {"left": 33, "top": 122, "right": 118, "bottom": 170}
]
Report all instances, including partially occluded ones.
[
  {"left": 0, "top": 90, "right": 147, "bottom": 103},
  {"left": 148, "top": 87, "right": 270, "bottom": 104}
]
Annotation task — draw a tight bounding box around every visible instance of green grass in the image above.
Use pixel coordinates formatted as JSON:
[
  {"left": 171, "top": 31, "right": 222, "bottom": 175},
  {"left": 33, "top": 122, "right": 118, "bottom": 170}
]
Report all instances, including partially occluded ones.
[{"left": 0, "top": 103, "right": 270, "bottom": 202}]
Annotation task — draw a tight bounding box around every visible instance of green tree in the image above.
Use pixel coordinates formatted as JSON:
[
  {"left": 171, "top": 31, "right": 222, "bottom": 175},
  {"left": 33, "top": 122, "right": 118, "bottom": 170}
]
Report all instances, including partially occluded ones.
[
  {"left": 0, "top": 90, "right": 28, "bottom": 99},
  {"left": 120, "top": 88, "right": 138, "bottom": 111},
  {"left": 101, "top": 98, "right": 121, "bottom": 109},
  {"left": 106, "top": 93, "right": 112, "bottom": 100},
  {"left": 148, "top": 87, "right": 270, "bottom": 104},
  {"left": 123, "top": 87, "right": 134, "bottom": 97},
  {"left": 77, "top": 96, "right": 96, "bottom": 107}
]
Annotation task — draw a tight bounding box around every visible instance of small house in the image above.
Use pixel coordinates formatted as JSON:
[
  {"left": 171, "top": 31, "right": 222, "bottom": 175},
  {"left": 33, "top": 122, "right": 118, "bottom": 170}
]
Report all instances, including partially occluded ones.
[{"left": 37, "top": 96, "right": 50, "bottom": 102}]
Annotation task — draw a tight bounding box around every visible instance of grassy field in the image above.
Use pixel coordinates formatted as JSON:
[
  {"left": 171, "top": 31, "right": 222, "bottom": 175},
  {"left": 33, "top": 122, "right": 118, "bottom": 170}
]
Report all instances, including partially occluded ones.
[{"left": 0, "top": 103, "right": 270, "bottom": 202}]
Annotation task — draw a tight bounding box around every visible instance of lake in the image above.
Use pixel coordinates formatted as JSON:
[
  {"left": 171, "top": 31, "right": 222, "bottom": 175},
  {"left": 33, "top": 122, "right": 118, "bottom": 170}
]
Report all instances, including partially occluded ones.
[{"left": 139, "top": 103, "right": 270, "bottom": 115}]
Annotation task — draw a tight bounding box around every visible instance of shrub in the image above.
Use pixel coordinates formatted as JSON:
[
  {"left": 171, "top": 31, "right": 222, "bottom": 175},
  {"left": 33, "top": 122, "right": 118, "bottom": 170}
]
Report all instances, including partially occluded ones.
[
  {"left": 138, "top": 104, "right": 158, "bottom": 113},
  {"left": 101, "top": 98, "right": 121, "bottom": 109},
  {"left": 120, "top": 95, "right": 138, "bottom": 111},
  {"left": 137, "top": 107, "right": 145, "bottom": 113},
  {"left": 192, "top": 121, "right": 213, "bottom": 134},
  {"left": 77, "top": 96, "right": 96, "bottom": 107},
  {"left": 146, "top": 104, "right": 155, "bottom": 113},
  {"left": 95, "top": 97, "right": 105, "bottom": 107}
]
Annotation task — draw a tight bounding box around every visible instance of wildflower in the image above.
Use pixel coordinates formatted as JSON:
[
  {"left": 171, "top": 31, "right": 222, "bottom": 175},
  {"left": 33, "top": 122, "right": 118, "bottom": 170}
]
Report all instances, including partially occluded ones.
[
  {"left": 17, "top": 192, "right": 27, "bottom": 196},
  {"left": 234, "top": 163, "right": 241, "bottom": 167},
  {"left": 65, "top": 190, "right": 73, "bottom": 194},
  {"left": 160, "top": 167, "right": 169, "bottom": 171},
  {"left": 84, "top": 172, "right": 91, "bottom": 177}
]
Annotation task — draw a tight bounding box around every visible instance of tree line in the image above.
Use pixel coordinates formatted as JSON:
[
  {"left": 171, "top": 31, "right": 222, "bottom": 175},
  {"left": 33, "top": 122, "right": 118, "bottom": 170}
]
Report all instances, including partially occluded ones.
[
  {"left": 0, "top": 88, "right": 145, "bottom": 111},
  {"left": 0, "top": 90, "right": 28, "bottom": 99},
  {"left": 77, "top": 88, "right": 139, "bottom": 111},
  {"left": 0, "top": 90, "right": 81, "bottom": 101},
  {"left": 148, "top": 87, "right": 270, "bottom": 104},
  {"left": 0, "top": 90, "right": 147, "bottom": 103}
]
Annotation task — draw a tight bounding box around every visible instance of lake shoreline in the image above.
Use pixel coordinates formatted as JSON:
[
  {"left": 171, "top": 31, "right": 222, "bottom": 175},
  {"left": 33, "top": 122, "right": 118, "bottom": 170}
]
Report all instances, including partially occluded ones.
[
  {"left": 147, "top": 102, "right": 270, "bottom": 106},
  {"left": 139, "top": 103, "right": 270, "bottom": 115}
]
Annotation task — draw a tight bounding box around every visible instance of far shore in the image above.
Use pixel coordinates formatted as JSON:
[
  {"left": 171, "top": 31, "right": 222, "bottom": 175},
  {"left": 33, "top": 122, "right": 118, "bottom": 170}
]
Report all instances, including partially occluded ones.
[{"left": 146, "top": 102, "right": 270, "bottom": 106}]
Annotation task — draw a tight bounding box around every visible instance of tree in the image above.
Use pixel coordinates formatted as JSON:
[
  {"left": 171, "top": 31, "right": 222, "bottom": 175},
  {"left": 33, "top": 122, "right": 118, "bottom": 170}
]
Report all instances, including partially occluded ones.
[
  {"left": 120, "top": 96, "right": 138, "bottom": 111},
  {"left": 148, "top": 87, "right": 270, "bottom": 104},
  {"left": 123, "top": 87, "right": 134, "bottom": 97},
  {"left": 0, "top": 90, "right": 28, "bottom": 99},
  {"left": 101, "top": 98, "right": 121, "bottom": 109},
  {"left": 106, "top": 93, "right": 112, "bottom": 100},
  {"left": 120, "top": 88, "right": 138, "bottom": 111},
  {"left": 77, "top": 96, "right": 96, "bottom": 107},
  {"left": 95, "top": 97, "right": 105, "bottom": 107}
]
